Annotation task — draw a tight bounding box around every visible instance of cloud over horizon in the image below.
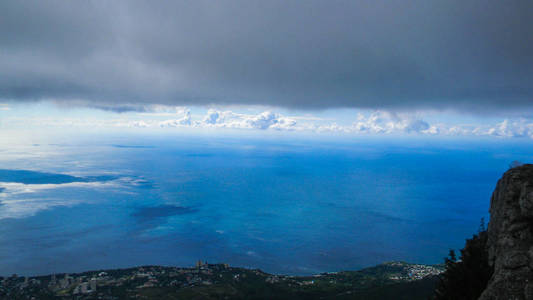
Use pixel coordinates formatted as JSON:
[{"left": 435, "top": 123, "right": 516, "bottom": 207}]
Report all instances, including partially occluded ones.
[
  {"left": 4, "top": 104, "right": 531, "bottom": 139},
  {"left": 1, "top": 1, "right": 532, "bottom": 114}
]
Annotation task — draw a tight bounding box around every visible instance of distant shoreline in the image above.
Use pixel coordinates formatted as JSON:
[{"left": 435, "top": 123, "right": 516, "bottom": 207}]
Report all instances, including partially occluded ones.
[
  {"left": 1, "top": 261, "right": 444, "bottom": 279},
  {"left": 0, "top": 261, "right": 444, "bottom": 299}
]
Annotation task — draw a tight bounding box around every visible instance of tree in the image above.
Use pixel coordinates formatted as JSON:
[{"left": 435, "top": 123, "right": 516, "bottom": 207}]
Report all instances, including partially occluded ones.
[{"left": 434, "top": 229, "right": 493, "bottom": 299}]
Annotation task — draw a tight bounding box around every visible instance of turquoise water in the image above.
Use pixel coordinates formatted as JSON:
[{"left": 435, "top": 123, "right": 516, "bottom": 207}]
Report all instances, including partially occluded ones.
[{"left": 0, "top": 136, "right": 530, "bottom": 275}]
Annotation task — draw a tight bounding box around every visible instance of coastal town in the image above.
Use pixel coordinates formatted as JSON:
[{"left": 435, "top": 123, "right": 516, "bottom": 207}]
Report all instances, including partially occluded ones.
[{"left": 0, "top": 261, "right": 443, "bottom": 299}]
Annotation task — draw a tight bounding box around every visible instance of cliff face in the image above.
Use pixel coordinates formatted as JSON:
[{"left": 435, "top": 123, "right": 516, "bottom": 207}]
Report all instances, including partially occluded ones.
[{"left": 480, "top": 164, "right": 533, "bottom": 300}]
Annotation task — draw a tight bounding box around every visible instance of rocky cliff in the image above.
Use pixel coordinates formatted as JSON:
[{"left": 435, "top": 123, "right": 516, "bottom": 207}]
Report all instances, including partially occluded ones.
[{"left": 479, "top": 164, "right": 533, "bottom": 299}]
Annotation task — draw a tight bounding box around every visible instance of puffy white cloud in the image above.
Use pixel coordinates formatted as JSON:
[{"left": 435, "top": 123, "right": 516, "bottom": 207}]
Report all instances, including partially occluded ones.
[
  {"left": 315, "top": 123, "right": 349, "bottom": 133},
  {"left": 158, "top": 109, "right": 192, "bottom": 127},
  {"left": 201, "top": 109, "right": 241, "bottom": 126},
  {"left": 191, "top": 109, "right": 533, "bottom": 139},
  {"left": 400, "top": 119, "right": 430, "bottom": 133},
  {"left": 422, "top": 125, "right": 440, "bottom": 135},
  {"left": 486, "top": 119, "right": 533, "bottom": 138},
  {"left": 244, "top": 111, "right": 297, "bottom": 130},
  {"left": 431, "top": 119, "right": 533, "bottom": 139},
  {"left": 198, "top": 109, "right": 298, "bottom": 130},
  {"left": 445, "top": 125, "right": 475, "bottom": 136},
  {"left": 4, "top": 102, "right": 533, "bottom": 139},
  {"left": 128, "top": 120, "right": 151, "bottom": 128},
  {"left": 350, "top": 111, "right": 431, "bottom": 134}
]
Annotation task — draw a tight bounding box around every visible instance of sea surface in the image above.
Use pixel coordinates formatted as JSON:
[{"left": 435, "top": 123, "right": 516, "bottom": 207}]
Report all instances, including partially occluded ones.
[{"left": 0, "top": 134, "right": 531, "bottom": 276}]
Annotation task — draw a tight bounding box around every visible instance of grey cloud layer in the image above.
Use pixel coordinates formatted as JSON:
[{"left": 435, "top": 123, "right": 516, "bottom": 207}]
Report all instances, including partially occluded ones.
[{"left": 1, "top": 0, "right": 532, "bottom": 112}]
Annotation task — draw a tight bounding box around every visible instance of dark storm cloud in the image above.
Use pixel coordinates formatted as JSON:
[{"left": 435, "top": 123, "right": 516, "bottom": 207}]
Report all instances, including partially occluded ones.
[{"left": 1, "top": 0, "right": 532, "bottom": 112}]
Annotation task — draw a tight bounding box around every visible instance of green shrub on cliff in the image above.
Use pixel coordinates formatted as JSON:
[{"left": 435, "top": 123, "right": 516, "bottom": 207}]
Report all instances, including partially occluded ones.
[{"left": 434, "top": 228, "right": 493, "bottom": 300}]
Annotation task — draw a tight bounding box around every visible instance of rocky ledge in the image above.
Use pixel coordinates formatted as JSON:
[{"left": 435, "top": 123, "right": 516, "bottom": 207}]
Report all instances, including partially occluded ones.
[{"left": 480, "top": 164, "right": 533, "bottom": 299}]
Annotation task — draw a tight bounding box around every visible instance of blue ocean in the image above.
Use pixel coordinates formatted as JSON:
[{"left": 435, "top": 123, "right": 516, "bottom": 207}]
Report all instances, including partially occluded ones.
[{"left": 0, "top": 134, "right": 531, "bottom": 276}]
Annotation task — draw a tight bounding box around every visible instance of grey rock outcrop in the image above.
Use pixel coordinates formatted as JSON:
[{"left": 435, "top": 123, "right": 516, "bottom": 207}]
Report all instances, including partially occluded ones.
[{"left": 479, "top": 164, "right": 533, "bottom": 300}]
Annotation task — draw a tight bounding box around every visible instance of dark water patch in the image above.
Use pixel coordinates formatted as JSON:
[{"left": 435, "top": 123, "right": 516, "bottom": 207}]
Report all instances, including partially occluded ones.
[
  {"left": 132, "top": 205, "right": 197, "bottom": 223},
  {"left": 0, "top": 169, "right": 84, "bottom": 184},
  {"left": 0, "top": 169, "right": 117, "bottom": 185}
]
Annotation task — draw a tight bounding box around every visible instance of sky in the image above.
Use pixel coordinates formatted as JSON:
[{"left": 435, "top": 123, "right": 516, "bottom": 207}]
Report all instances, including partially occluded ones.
[
  {"left": 1, "top": 0, "right": 533, "bottom": 139},
  {"left": 1, "top": 1, "right": 533, "bottom": 276}
]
